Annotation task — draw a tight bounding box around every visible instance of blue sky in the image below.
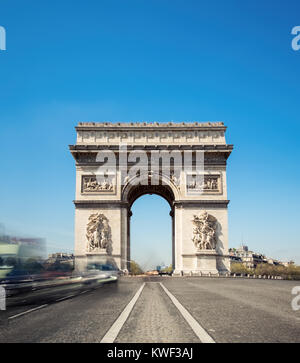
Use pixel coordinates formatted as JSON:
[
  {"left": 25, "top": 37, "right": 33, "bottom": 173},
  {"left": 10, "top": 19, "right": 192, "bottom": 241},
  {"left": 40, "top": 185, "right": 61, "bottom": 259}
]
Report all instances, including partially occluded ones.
[{"left": 0, "top": 0, "right": 300, "bottom": 268}]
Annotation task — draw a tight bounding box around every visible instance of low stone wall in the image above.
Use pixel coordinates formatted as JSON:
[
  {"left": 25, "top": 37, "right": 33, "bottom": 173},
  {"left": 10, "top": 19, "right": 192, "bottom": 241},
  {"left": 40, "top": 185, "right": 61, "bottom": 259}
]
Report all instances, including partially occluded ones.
[{"left": 174, "top": 271, "right": 285, "bottom": 279}]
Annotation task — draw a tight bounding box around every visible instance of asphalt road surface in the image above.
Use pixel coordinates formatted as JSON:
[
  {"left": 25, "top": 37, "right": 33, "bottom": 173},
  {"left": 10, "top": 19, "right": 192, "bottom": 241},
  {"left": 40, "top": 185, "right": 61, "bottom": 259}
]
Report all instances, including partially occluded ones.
[{"left": 0, "top": 277, "right": 299, "bottom": 343}]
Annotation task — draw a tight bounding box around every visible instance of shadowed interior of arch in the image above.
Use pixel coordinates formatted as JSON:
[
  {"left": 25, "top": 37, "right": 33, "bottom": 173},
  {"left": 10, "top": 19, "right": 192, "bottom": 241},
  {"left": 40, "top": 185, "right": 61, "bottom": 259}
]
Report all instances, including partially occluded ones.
[{"left": 130, "top": 194, "right": 173, "bottom": 272}]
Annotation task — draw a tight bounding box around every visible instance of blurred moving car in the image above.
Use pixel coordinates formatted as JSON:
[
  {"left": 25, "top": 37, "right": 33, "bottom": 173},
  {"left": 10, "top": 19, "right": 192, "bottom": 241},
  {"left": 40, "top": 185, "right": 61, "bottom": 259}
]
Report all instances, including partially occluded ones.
[
  {"left": 75, "top": 257, "right": 120, "bottom": 286},
  {"left": 85, "top": 259, "right": 120, "bottom": 278},
  {"left": 1, "top": 251, "right": 121, "bottom": 307}
]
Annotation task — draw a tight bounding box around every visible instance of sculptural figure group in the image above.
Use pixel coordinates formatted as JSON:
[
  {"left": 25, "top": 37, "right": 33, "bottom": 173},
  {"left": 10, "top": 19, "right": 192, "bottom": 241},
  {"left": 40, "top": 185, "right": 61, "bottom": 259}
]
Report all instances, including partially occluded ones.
[
  {"left": 192, "top": 211, "right": 217, "bottom": 250},
  {"left": 86, "top": 213, "right": 111, "bottom": 252}
]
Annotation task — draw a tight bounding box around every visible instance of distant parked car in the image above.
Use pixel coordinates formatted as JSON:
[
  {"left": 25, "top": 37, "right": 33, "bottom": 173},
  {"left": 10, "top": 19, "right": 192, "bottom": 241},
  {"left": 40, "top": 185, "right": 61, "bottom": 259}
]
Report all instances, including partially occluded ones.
[
  {"left": 158, "top": 270, "right": 172, "bottom": 276},
  {"left": 157, "top": 265, "right": 173, "bottom": 276}
]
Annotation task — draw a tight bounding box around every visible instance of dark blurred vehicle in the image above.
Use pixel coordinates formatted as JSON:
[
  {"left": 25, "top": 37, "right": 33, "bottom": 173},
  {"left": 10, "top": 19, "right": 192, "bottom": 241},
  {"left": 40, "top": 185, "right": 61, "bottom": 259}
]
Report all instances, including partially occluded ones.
[{"left": 158, "top": 270, "right": 172, "bottom": 276}]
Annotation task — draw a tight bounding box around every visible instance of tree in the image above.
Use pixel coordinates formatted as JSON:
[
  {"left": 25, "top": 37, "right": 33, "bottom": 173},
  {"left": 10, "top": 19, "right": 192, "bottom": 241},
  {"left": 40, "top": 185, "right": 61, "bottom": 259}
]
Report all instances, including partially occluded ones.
[
  {"left": 161, "top": 264, "right": 173, "bottom": 273},
  {"left": 230, "top": 263, "right": 251, "bottom": 275},
  {"left": 130, "top": 260, "right": 144, "bottom": 275},
  {"left": 253, "top": 263, "right": 300, "bottom": 280}
]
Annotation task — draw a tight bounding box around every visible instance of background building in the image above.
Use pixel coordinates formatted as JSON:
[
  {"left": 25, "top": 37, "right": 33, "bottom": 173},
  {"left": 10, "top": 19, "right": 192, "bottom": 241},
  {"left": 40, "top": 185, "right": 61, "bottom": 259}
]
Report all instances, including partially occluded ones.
[{"left": 229, "top": 245, "right": 288, "bottom": 270}]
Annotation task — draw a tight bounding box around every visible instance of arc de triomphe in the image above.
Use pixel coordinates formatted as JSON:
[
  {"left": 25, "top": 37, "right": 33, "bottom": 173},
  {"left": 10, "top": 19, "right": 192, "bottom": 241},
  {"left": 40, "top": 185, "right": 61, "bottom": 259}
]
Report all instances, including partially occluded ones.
[{"left": 69, "top": 122, "right": 233, "bottom": 275}]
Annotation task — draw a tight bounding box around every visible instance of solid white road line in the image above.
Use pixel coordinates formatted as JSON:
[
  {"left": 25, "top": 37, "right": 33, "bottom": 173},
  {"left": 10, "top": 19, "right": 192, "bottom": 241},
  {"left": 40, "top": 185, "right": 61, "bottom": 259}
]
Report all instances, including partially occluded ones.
[
  {"left": 160, "top": 283, "right": 215, "bottom": 343},
  {"left": 100, "top": 283, "right": 145, "bottom": 343},
  {"left": 8, "top": 304, "right": 48, "bottom": 320}
]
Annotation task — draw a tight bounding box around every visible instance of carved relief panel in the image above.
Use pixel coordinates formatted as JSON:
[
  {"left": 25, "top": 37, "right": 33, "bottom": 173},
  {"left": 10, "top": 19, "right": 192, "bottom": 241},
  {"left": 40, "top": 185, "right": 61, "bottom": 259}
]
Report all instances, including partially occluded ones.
[
  {"left": 186, "top": 174, "right": 222, "bottom": 195},
  {"left": 81, "top": 175, "right": 116, "bottom": 194}
]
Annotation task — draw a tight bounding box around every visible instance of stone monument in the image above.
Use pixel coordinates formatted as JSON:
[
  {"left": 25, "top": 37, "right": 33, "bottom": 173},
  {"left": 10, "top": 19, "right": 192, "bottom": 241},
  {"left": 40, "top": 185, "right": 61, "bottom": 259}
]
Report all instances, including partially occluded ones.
[{"left": 69, "top": 122, "right": 233, "bottom": 274}]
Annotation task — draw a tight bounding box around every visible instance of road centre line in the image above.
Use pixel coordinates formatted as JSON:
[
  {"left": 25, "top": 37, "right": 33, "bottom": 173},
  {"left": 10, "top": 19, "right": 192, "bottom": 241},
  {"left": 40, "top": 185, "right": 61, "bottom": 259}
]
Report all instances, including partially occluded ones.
[
  {"left": 159, "top": 282, "right": 215, "bottom": 343},
  {"left": 100, "top": 283, "right": 146, "bottom": 343}
]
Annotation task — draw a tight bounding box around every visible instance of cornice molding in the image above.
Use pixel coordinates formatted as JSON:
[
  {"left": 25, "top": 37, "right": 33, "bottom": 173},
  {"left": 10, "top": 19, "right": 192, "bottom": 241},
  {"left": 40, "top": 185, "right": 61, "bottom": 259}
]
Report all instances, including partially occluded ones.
[
  {"left": 74, "top": 200, "right": 128, "bottom": 209},
  {"left": 174, "top": 200, "right": 230, "bottom": 208},
  {"left": 69, "top": 144, "right": 233, "bottom": 151},
  {"left": 76, "top": 121, "right": 226, "bottom": 131},
  {"left": 74, "top": 199, "right": 230, "bottom": 209}
]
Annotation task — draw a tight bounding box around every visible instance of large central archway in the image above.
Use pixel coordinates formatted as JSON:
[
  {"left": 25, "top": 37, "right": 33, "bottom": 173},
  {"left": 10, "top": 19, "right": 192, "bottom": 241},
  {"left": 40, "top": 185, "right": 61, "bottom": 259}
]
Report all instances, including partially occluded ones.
[
  {"left": 130, "top": 194, "right": 173, "bottom": 272},
  {"left": 122, "top": 175, "right": 176, "bottom": 271}
]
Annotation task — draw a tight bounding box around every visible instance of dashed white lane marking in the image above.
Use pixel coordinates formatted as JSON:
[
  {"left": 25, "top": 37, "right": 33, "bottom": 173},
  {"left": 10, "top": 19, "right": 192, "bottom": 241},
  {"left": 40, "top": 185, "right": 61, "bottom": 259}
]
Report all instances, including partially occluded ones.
[
  {"left": 160, "top": 283, "right": 215, "bottom": 343},
  {"left": 79, "top": 290, "right": 89, "bottom": 295},
  {"left": 8, "top": 290, "right": 91, "bottom": 320},
  {"left": 55, "top": 294, "right": 76, "bottom": 302},
  {"left": 8, "top": 304, "right": 48, "bottom": 320},
  {"left": 100, "top": 283, "right": 145, "bottom": 343}
]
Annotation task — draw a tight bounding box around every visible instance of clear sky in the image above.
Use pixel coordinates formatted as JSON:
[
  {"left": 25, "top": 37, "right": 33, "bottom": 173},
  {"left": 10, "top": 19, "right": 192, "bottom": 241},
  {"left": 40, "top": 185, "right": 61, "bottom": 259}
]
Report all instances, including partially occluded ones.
[{"left": 0, "top": 0, "right": 300, "bottom": 267}]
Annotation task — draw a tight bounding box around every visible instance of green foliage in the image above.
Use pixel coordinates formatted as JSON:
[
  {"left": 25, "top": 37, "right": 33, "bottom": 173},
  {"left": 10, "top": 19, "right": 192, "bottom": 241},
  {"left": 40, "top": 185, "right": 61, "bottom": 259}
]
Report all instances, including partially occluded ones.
[
  {"left": 161, "top": 264, "right": 173, "bottom": 273},
  {"left": 255, "top": 263, "right": 276, "bottom": 276},
  {"left": 231, "top": 262, "right": 300, "bottom": 280},
  {"left": 230, "top": 263, "right": 252, "bottom": 275},
  {"left": 254, "top": 263, "right": 300, "bottom": 279},
  {"left": 130, "top": 260, "right": 144, "bottom": 275}
]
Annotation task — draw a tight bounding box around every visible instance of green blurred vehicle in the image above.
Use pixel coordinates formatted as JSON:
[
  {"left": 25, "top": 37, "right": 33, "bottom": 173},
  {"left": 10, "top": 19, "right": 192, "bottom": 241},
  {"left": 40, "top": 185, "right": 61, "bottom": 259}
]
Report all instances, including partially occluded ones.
[
  {"left": 0, "top": 239, "right": 46, "bottom": 280},
  {"left": 0, "top": 243, "right": 20, "bottom": 279}
]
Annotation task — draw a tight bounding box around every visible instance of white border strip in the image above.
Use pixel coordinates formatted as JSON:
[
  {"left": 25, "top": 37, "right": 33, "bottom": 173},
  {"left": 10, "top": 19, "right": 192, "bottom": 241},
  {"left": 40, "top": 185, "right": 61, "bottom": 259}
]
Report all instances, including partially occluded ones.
[
  {"left": 160, "top": 283, "right": 215, "bottom": 343},
  {"left": 100, "top": 283, "right": 145, "bottom": 343}
]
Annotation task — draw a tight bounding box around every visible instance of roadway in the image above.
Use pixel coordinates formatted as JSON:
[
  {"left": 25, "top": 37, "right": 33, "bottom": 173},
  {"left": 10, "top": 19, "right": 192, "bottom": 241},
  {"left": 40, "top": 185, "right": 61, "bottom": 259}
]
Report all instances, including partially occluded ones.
[{"left": 0, "top": 277, "right": 299, "bottom": 343}]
